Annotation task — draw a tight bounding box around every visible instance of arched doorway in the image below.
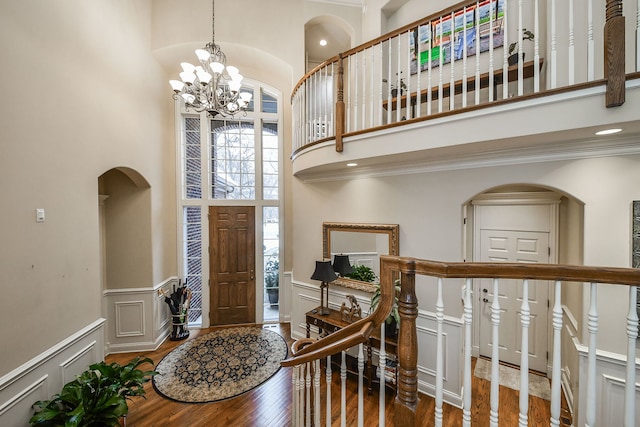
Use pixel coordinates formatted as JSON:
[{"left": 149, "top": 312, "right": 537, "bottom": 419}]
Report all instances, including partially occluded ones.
[{"left": 464, "top": 184, "right": 584, "bottom": 374}]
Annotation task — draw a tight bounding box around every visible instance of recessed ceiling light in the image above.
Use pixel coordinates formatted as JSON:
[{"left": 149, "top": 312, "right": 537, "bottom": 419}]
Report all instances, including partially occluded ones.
[
  {"left": 319, "top": 39, "right": 327, "bottom": 46},
  {"left": 346, "top": 162, "right": 358, "bottom": 167},
  {"left": 595, "top": 128, "right": 622, "bottom": 135}
]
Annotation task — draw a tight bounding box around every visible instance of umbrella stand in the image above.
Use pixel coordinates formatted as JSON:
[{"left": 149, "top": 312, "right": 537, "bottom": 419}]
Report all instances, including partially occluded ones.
[{"left": 160, "top": 285, "right": 192, "bottom": 341}]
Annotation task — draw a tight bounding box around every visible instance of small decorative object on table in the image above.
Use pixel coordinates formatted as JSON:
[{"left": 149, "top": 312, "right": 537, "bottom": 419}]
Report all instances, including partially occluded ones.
[{"left": 340, "top": 294, "right": 362, "bottom": 322}]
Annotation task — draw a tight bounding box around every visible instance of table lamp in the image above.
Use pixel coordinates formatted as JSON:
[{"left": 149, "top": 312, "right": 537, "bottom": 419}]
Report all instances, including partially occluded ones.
[
  {"left": 332, "top": 254, "right": 353, "bottom": 277},
  {"left": 311, "top": 260, "right": 338, "bottom": 315}
]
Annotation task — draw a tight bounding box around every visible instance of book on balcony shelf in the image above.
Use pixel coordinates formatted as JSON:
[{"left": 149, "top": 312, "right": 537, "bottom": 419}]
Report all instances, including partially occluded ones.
[{"left": 376, "top": 357, "right": 397, "bottom": 385}]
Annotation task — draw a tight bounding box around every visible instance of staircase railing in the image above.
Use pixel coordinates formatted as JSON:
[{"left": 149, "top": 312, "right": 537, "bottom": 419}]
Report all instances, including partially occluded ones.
[
  {"left": 284, "top": 255, "right": 640, "bottom": 426},
  {"left": 292, "top": 0, "right": 636, "bottom": 155}
]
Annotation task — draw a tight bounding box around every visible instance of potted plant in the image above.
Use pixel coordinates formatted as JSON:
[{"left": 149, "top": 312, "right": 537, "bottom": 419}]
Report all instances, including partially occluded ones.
[
  {"left": 508, "top": 28, "right": 534, "bottom": 65},
  {"left": 383, "top": 71, "right": 407, "bottom": 97},
  {"left": 265, "top": 259, "right": 279, "bottom": 306},
  {"left": 346, "top": 264, "right": 377, "bottom": 283},
  {"left": 29, "top": 356, "right": 157, "bottom": 427},
  {"left": 370, "top": 279, "right": 401, "bottom": 338}
]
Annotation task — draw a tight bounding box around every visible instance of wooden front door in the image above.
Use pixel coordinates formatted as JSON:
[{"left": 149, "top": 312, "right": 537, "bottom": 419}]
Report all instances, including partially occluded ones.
[{"left": 209, "top": 206, "right": 256, "bottom": 325}]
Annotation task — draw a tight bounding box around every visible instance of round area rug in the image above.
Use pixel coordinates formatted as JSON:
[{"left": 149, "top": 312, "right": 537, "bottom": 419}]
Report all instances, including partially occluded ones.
[{"left": 153, "top": 326, "right": 288, "bottom": 403}]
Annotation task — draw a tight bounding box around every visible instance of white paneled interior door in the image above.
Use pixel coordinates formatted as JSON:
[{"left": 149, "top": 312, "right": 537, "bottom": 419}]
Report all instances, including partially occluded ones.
[{"left": 478, "top": 229, "right": 550, "bottom": 372}]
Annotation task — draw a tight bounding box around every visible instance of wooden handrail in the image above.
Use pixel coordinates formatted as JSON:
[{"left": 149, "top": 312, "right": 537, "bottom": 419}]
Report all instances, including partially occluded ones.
[
  {"left": 281, "top": 264, "right": 396, "bottom": 367},
  {"left": 380, "top": 255, "right": 640, "bottom": 285}
]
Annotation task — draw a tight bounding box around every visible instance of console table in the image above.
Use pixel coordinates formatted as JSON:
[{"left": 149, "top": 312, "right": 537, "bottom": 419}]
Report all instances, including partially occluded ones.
[{"left": 305, "top": 307, "right": 397, "bottom": 394}]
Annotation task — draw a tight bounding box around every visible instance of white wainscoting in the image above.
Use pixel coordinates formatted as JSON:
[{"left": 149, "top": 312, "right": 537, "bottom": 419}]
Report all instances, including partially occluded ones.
[
  {"left": 290, "top": 279, "right": 464, "bottom": 407},
  {"left": 103, "top": 277, "right": 177, "bottom": 354},
  {"left": 0, "top": 319, "right": 105, "bottom": 427},
  {"left": 576, "top": 344, "right": 640, "bottom": 427}
]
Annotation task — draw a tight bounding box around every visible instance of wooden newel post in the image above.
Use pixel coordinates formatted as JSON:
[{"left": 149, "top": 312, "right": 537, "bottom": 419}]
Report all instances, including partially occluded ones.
[
  {"left": 604, "top": 0, "right": 625, "bottom": 107},
  {"left": 394, "top": 261, "right": 419, "bottom": 426},
  {"left": 335, "top": 54, "right": 345, "bottom": 152}
]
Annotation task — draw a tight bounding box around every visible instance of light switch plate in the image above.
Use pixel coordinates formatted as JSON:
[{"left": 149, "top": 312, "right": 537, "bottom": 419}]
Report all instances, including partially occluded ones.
[{"left": 36, "top": 208, "right": 45, "bottom": 223}]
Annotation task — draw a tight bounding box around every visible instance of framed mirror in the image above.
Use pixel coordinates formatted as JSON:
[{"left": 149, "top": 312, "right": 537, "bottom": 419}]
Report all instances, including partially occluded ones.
[{"left": 322, "top": 222, "right": 400, "bottom": 292}]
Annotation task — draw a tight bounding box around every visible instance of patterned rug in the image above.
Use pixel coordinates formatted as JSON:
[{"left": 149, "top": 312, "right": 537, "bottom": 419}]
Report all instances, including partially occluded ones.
[
  {"left": 473, "top": 357, "right": 551, "bottom": 400},
  {"left": 153, "top": 326, "right": 288, "bottom": 403}
]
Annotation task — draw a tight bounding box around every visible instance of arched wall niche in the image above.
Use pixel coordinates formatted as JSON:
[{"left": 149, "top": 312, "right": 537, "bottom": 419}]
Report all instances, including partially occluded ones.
[{"left": 98, "top": 167, "right": 153, "bottom": 291}]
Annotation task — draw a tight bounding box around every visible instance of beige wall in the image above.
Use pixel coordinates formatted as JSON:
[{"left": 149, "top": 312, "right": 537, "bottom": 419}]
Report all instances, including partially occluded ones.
[{"left": 0, "top": 0, "right": 175, "bottom": 376}]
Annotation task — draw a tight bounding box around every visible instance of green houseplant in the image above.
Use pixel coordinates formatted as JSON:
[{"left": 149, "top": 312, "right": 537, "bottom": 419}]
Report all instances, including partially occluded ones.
[
  {"left": 29, "top": 356, "right": 157, "bottom": 427},
  {"left": 346, "top": 264, "right": 377, "bottom": 283},
  {"left": 370, "top": 279, "right": 401, "bottom": 338},
  {"left": 265, "top": 259, "right": 279, "bottom": 306},
  {"left": 508, "top": 28, "right": 534, "bottom": 65}
]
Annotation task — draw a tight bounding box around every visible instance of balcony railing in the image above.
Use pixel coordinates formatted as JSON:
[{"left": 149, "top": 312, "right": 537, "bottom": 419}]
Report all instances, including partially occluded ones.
[
  {"left": 292, "top": 0, "right": 637, "bottom": 155},
  {"left": 283, "top": 255, "right": 640, "bottom": 426}
]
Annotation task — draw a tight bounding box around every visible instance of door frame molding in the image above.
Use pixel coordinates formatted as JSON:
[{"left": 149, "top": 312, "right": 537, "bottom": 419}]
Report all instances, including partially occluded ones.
[{"left": 470, "top": 191, "right": 562, "bottom": 375}]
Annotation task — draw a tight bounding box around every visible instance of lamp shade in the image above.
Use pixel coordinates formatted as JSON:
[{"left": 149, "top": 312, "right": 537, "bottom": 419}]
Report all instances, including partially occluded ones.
[
  {"left": 332, "top": 254, "right": 353, "bottom": 276},
  {"left": 311, "top": 260, "right": 338, "bottom": 283}
]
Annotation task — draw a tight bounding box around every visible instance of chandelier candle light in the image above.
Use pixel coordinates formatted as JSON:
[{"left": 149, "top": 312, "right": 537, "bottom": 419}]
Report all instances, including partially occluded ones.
[{"left": 169, "top": 0, "right": 252, "bottom": 117}]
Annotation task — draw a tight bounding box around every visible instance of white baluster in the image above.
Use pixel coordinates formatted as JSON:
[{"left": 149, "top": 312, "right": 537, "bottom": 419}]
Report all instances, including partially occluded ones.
[
  {"left": 346, "top": 55, "right": 352, "bottom": 133},
  {"left": 379, "top": 322, "right": 386, "bottom": 427},
  {"left": 406, "top": 29, "right": 412, "bottom": 120},
  {"left": 568, "top": 0, "right": 575, "bottom": 85},
  {"left": 292, "top": 364, "right": 299, "bottom": 427},
  {"left": 298, "top": 363, "right": 305, "bottom": 427},
  {"left": 588, "top": 0, "right": 595, "bottom": 79},
  {"left": 637, "top": 0, "right": 640, "bottom": 71},
  {"left": 378, "top": 43, "right": 384, "bottom": 126},
  {"left": 386, "top": 38, "right": 392, "bottom": 124},
  {"left": 438, "top": 16, "right": 444, "bottom": 113},
  {"left": 585, "top": 282, "right": 598, "bottom": 427},
  {"left": 462, "top": 278, "right": 473, "bottom": 427},
  {"left": 490, "top": 278, "right": 501, "bottom": 427},
  {"left": 354, "top": 51, "right": 360, "bottom": 132},
  {"left": 427, "top": 22, "right": 433, "bottom": 116},
  {"left": 534, "top": 0, "right": 540, "bottom": 92},
  {"left": 314, "top": 359, "right": 321, "bottom": 427},
  {"left": 396, "top": 36, "right": 402, "bottom": 122},
  {"left": 517, "top": 0, "right": 524, "bottom": 96},
  {"left": 550, "top": 0, "right": 557, "bottom": 88},
  {"left": 449, "top": 11, "right": 455, "bottom": 111},
  {"left": 326, "top": 355, "right": 332, "bottom": 427},
  {"left": 370, "top": 47, "right": 375, "bottom": 128},
  {"left": 358, "top": 343, "right": 364, "bottom": 427},
  {"left": 341, "top": 351, "right": 347, "bottom": 427},
  {"left": 461, "top": 6, "right": 468, "bottom": 109},
  {"left": 488, "top": 0, "right": 495, "bottom": 102},
  {"left": 625, "top": 286, "right": 638, "bottom": 427},
  {"left": 518, "top": 279, "right": 530, "bottom": 427},
  {"left": 306, "top": 362, "right": 311, "bottom": 427},
  {"left": 550, "top": 281, "right": 563, "bottom": 427},
  {"left": 501, "top": 0, "right": 508, "bottom": 100},
  {"left": 475, "top": 3, "right": 480, "bottom": 105},
  {"left": 435, "top": 277, "right": 444, "bottom": 427},
  {"left": 361, "top": 50, "right": 366, "bottom": 129},
  {"left": 416, "top": 26, "right": 422, "bottom": 118}
]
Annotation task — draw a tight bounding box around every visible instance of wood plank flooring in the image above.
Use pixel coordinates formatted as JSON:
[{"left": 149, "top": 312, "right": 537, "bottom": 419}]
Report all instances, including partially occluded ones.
[{"left": 105, "top": 323, "right": 571, "bottom": 426}]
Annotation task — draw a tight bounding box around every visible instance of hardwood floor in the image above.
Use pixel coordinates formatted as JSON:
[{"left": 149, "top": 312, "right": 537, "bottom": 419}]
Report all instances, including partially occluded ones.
[{"left": 106, "top": 323, "right": 571, "bottom": 426}]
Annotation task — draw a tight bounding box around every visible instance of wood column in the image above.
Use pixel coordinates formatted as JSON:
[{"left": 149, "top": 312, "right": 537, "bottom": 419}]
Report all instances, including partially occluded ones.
[
  {"left": 394, "top": 261, "right": 419, "bottom": 426},
  {"left": 604, "top": 0, "right": 625, "bottom": 107},
  {"left": 335, "top": 54, "right": 345, "bottom": 152}
]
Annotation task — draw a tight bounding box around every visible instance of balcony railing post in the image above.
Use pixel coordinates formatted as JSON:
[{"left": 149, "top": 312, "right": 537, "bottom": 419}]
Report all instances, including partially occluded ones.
[
  {"left": 335, "top": 54, "right": 345, "bottom": 152},
  {"left": 604, "top": 0, "right": 625, "bottom": 107},
  {"left": 394, "top": 261, "right": 419, "bottom": 426}
]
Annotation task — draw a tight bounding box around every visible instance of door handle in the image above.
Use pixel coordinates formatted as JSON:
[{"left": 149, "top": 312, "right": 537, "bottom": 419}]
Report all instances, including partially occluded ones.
[{"left": 250, "top": 270, "right": 255, "bottom": 280}]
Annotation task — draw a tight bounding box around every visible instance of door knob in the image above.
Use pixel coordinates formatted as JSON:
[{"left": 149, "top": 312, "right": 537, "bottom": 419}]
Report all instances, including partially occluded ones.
[
  {"left": 482, "top": 288, "right": 488, "bottom": 293},
  {"left": 483, "top": 298, "right": 490, "bottom": 303}
]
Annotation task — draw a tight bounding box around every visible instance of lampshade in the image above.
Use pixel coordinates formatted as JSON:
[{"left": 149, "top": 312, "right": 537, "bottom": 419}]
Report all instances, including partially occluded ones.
[
  {"left": 332, "top": 254, "right": 353, "bottom": 276},
  {"left": 311, "top": 260, "right": 338, "bottom": 283}
]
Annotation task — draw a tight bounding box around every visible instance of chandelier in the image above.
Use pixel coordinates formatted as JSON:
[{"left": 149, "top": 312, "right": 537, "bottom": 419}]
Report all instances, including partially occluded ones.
[{"left": 169, "top": 0, "right": 252, "bottom": 117}]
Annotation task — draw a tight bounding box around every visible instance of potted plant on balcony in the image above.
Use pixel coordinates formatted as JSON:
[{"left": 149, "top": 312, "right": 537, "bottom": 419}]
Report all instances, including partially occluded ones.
[
  {"left": 508, "top": 28, "right": 534, "bottom": 65},
  {"left": 383, "top": 71, "right": 407, "bottom": 97},
  {"left": 265, "top": 259, "right": 279, "bottom": 306}
]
